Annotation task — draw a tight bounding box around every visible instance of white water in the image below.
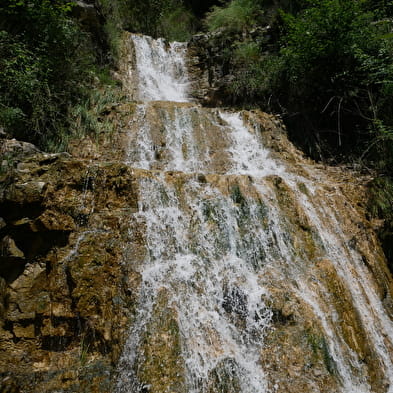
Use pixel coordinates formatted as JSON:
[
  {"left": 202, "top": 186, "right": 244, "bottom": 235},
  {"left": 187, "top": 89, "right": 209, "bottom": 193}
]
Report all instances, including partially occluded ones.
[
  {"left": 125, "top": 104, "right": 213, "bottom": 172},
  {"left": 131, "top": 34, "right": 189, "bottom": 102},
  {"left": 117, "top": 176, "right": 272, "bottom": 392},
  {"left": 116, "top": 34, "right": 393, "bottom": 393}
]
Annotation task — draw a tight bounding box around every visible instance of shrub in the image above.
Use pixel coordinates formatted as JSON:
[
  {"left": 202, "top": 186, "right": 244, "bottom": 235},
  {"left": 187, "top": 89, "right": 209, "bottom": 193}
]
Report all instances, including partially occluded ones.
[
  {"left": 205, "top": 0, "right": 262, "bottom": 33},
  {"left": 204, "top": 0, "right": 393, "bottom": 162},
  {"left": 277, "top": 0, "right": 393, "bottom": 159},
  {"left": 0, "top": 0, "right": 95, "bottom": 149}
]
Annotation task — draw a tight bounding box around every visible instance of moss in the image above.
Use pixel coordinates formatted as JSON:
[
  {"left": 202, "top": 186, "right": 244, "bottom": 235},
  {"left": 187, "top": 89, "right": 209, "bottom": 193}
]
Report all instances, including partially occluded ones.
[
  {"left": 135, "top": 290, "right": 186, "bottom": 393},
  {"left": 270, "top": 176, "right": 320, "bottom": 261},
  {"left": 236, "top": 237, "right": 266, "bottom": 270},
  {"left": 202, "top": 200, "right": 216, "bottom": 220},
  {"left": 257, "top": 198, "right": 269, "bottom": 230},
  {"left": 207, "top": 358, "right": 241, "bottom": 393},
  {"left": 316, "top": 260, "right": 369, "bottom": 361},
  {"left": 297, "top": 182, "right": 309, "bottom": 196},
  {"left": 305, "top": 331, "right": 336, "bottom": 375},
  {"left": 230, "top": 184, "right": 246, "bottom": 208}
]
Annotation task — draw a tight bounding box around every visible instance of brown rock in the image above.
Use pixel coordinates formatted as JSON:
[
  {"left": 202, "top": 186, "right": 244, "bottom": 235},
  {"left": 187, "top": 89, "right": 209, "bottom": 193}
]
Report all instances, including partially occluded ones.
[
  {"left": 13, "top": 324, "right": 35, "bottom": 339},
  {"left": 1, "top": 236, "right": 24, "bottom": 258}
]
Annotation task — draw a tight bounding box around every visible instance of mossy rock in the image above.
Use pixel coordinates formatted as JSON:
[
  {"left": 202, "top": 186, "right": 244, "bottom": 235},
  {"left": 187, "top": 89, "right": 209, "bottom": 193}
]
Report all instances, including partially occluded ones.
[
  {"left": 135, "top": 289, "right": 186, "bottom": 393},
  {"left": 206, "top": 358, "right": 241, "bottom": 393}
]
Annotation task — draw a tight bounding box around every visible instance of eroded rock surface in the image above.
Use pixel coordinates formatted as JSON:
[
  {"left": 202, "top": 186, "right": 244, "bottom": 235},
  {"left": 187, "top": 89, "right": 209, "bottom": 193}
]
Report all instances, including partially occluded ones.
[{"left": 0, "top": 139, "right": 142, "bottom": 392}]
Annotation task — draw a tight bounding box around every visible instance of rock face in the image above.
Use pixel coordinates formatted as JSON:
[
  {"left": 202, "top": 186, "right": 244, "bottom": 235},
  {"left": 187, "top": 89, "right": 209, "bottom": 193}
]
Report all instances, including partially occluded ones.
[
  {"left": 1, "top": 32, "right": 393, "bottom": 393},
  {"left": 186, "top": 28, "right": 274, "bottom": 106},
  {"left": 0, "top": 139, "right": 142, "bottom": 392}
]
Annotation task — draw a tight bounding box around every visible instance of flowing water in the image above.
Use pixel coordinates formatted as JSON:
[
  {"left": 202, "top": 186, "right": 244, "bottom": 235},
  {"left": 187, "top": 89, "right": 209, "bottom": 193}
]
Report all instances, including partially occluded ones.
[{"left": 115, "top": 34, "right": 393, "bottom": 393}]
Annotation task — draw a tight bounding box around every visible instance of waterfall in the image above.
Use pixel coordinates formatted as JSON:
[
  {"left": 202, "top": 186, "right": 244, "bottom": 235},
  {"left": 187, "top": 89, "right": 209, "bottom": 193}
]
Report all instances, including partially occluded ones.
[
  {"left": 116, "top": 34, "right": 393, "bottom": 393},
  {"left": 131, "top": 35, "right": 189, "bottom": 102}
]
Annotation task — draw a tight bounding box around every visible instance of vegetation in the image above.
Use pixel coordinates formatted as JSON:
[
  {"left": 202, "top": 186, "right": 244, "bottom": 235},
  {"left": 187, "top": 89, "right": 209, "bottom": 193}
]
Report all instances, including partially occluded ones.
[
  {"left": 205, "top": 0, "right": 263, "bottom": 33},
  {"left": 0, "top": 0, "right": 199, "bottom": 151},
  {"left": 0, "top": 0, "right": 95, "bottom": 149},
  {"left": 204, "top": 0, "right": 393, "bottom": 163}
]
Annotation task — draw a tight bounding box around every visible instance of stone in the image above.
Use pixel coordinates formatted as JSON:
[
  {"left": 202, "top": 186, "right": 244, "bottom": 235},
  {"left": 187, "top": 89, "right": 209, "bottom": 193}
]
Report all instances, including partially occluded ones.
[
  {"left": 134, "top": 289, "right": 186, "bottom": 393},
  {"left": 41, "top": 318, "right": 69, "bottom": 337},
  {"left": 1, "top": 138, "right": 40, "bottom": 156},
  {"left": 1, "top": 236, "right": 24, "bottom": 258},
  {"left": 32, "top": 210, "right": 76, "bottom": 232},
  {"left": 13, "top": 323, "right": 35, "bottom": 339},
  {"left": 6, "top": 181, "right": 47, "bottom": 204}
]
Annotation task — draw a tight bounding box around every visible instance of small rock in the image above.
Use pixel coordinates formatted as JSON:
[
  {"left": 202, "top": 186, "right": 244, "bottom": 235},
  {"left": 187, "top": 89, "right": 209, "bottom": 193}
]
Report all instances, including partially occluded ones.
[
  {"left": 7, "top": 181, "right": 47, "bottom": 204},
  {"left": 1, "top": 139, "right": 40, "bottom": 156},
  {"left": 33, "top": 210, "right": 76, "bottom": 232},
  {"left": 313, "top": 368, "right": 324, "bottom": 377},
  {"left": 13, "top": 323, "right": 35, "bottom": 338},
  {"left": 11, "top": 217, "right": 31, "bottom": 227},
  {"left": 1, "top": 236, "right": 24, "bottom": 258}
]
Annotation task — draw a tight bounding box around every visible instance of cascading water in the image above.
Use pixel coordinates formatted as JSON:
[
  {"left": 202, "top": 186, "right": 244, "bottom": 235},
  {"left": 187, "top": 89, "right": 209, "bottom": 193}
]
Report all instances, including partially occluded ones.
[
  {"left": 130, "top": 34, "right": 189, "bottom": 102},
  {"left": 116, "top": 34, "right": 393, "bottom": 393}
]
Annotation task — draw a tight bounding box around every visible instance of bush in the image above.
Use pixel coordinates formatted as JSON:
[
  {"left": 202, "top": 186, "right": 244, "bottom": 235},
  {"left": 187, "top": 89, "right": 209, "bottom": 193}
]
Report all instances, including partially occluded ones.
[
  {"left": 205, "top": 0, "right": 262, "bottom": 33},
  {"left": 204, "top": 0, "right": 393, "bottom": 163},
  {"left": 98, "top": 0, "right": 197, "bottom": 43},
  {"left": 0, "top": 0, "right": 199, "bottom": 150},
  {"left": 0, "top": 0, "right": 95, "bottom": 150},
  {"left": 277, "top": 0, "right": 393, "bottom": 160}
]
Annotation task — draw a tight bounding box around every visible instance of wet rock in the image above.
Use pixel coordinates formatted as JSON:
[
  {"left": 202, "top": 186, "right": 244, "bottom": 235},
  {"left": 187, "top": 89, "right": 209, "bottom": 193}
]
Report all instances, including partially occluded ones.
[
  {"left": 207, "top": 358, "right": 241, "bottom": 393},
  {"left": 6, "top": 181, "right": 47, "bottom": 204},
  {"left": 0, "top": 277, "right": 7, "bottom": 318},
  {"left": 0, "top": 376, "right": 22, "bottom": 393},
  {"left": 32, "top": 210, "right": 76, "bottom": 232},
  {"left": 0, "top": 235, "right": 26, "bottom": 283},
  {"left": 13, "top": 323, "right": 35, "bottom": 339},
  {"left": 222, "top": 285, "right": 248, "bottom": 320},
  {"left": 134, "top": 289, "right": 186, "bottom": 393},
  {"left": 0, "top": 150, "right": 140, "bottom": 392}
]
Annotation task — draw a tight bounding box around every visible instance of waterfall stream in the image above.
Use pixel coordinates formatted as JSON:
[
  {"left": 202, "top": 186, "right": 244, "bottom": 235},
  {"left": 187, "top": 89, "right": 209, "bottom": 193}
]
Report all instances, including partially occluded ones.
[{"left": 115, "top": 34, "right": 393, "bottom": 393}]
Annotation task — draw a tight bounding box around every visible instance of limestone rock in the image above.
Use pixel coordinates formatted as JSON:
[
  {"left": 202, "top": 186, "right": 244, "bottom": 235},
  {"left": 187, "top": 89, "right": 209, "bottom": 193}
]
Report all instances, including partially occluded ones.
[
  {"left": 1, "top": 139, "right": 40, "bottom": 157},
  {"left": 1, "top": 236, "right": 24, "bottom": 258},
  {"left": 6, "top": 181, "right": 47, "bottom": 204},
  {"left": 0, "top": 149, "right": 139, "bottom": 392}
]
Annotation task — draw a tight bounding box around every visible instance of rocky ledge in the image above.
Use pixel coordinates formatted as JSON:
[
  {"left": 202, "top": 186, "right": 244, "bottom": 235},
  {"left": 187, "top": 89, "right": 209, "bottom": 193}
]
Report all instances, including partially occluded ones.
[{"left": 0, "top": 139, "right": 141, "bottom": 392}]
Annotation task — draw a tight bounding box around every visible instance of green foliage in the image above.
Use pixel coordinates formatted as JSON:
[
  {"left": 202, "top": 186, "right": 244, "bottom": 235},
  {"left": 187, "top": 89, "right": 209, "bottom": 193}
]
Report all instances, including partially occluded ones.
[
  {"left": 368, "top": 176, "right": 393, "bottom": 272},
  {"left": 159, "top": 5, "right": 197, "bottom": 41},
  {"left": 276, "top": 0, "right": 393, "bottom": 160},
  {"left": 230, "top": 46, "right": 284, "bottom": 103},
  {"left": 0, "top": 0, "right": 197, "bottom": 150},
  {"left": 205, "top": 0, "right": 262, "bottom": 33},
  {"left": 204, "top": 0, "right": 393, "bottom": 162},
  {"left": 70, "top": 84, "right": 122, "bottom": 141},
  {"left": 98, "top": 0, "right": 197, "bottom": 44},
  {"left": 0, "top": 0, "right": 96, "bottom": 150},
  {"left": 368, "top": 177, "right": 393, "bottom": 221}
]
